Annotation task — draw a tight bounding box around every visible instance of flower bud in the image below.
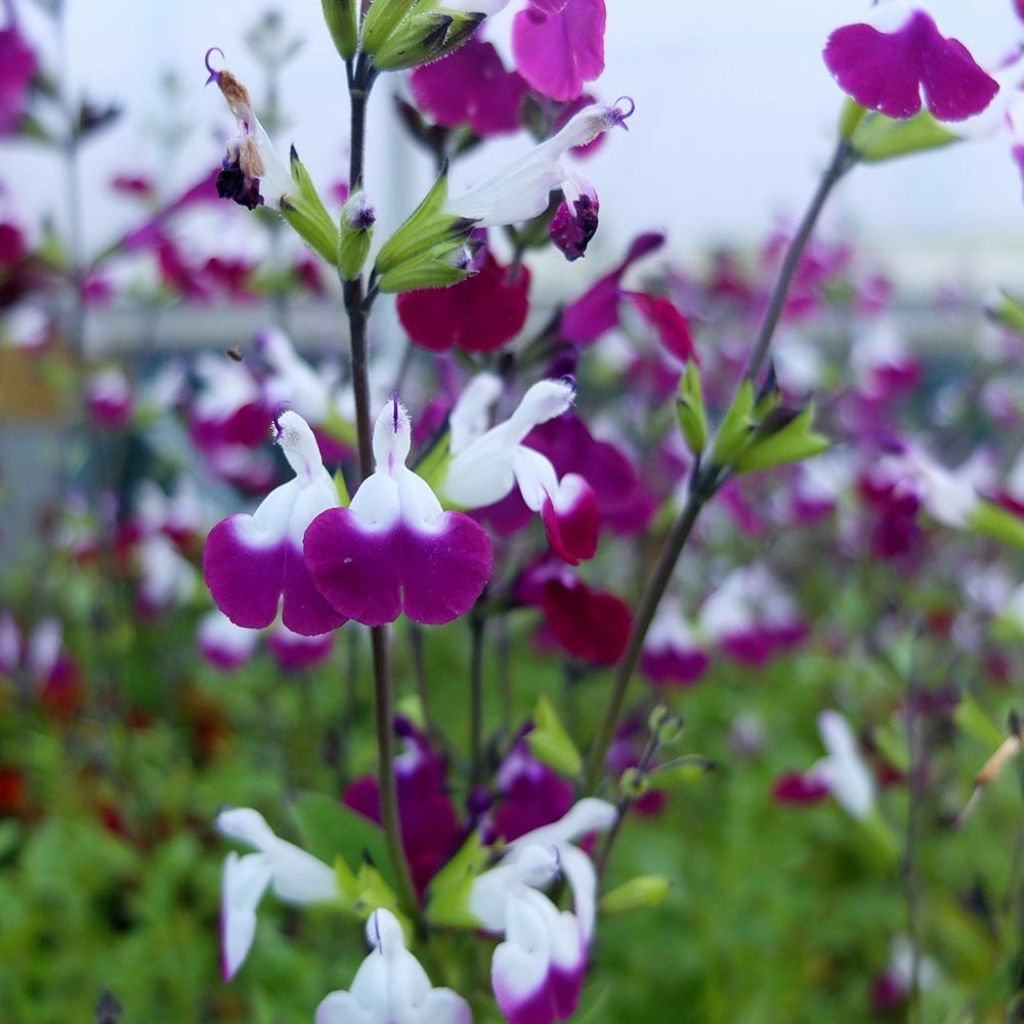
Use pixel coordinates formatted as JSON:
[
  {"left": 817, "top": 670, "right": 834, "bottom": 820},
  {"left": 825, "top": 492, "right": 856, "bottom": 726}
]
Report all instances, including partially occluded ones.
[
  {"left": 372, "top": 10, "right": 485, "bottom": 72},
  {"left": 321, "top": 0, "right": 358, "bottom": 60},
  {"left": 338, "top": 190, "right": 376, "bottom": 280},
  {"left": 599, "top": 875, "right": 671, "bottom": 915},
  {"left": 280, "top": 146, "right": 342, "bottom": 263}
]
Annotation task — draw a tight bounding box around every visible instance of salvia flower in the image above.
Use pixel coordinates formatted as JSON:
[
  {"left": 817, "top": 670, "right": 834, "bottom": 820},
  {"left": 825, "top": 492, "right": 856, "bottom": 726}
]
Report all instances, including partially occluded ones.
[
  {"left": 203, "top": 411, "right": 347, "bottom": 636},
  {"left": 469, "top": 799, "right": 615, "bottom": 1024},
  {"left": 304, "top": 397, "right": 493, "bottom": 626},
  {"left": 206, "top": 49, "right": 293, "bottom": 210},
  {"left": 823, "top": 2, "right": 999, "bottom": 122},
  {"left": 217, "top": 807, "right": 340, "bottom": 980},
  {"left": 806, "top": 711, "right": 876, "bottom": 820},
  {"left": 443, "top": 375, "right": 599, "bottom": 564},
  {"left": 640, "top": 595, "right": 710, "bottom": 687},
  {"left": 445, "top": 100, "right": 633, "bottom": 261},
  {"left": 197, "top": 610, "right": 259, "bottom": 672},
  {"left": 0, "top": 2, "right": 37, "bottom": 137},
  {"left": 316, "top": 909, "right": 472, "bottom": 1024}
]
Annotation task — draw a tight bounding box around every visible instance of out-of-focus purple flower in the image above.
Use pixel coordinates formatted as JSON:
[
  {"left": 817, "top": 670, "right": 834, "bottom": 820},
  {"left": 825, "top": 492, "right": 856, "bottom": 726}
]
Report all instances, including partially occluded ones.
[
  {"left": 0, "top": 8, "right": 37, "bottom": 137},
  {"left": 398, "top": 248, "right": 531, "bottom": 354},
  {"left": 266, "top": 622, "right": 333, "bottom": 670},
  {"left": 85, "top": 367, "right": 134, "bottom": 430},
  {"left": 198, "top": 610, "right": 259, "bottom": 672},
  {"left": 411, "top": 38, "right": 527, "bottom": 136},
  {"left": 492, "top": 741, "right": 574, "bottom": 842},
  {"left": 344, "top": 718, "right": 462, "bottom": 896},
  {"left": 640, "top": 596, "right": 709, "bottom": 688}
]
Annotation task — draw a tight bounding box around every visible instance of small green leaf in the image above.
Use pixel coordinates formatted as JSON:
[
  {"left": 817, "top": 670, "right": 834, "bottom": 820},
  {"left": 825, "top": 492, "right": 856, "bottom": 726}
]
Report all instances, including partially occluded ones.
[
  {"left": 645, "top": 755, "right": 715, "bottom": 791},
  {"left": 527, "top": 695, "right": 583, "bottom": 778},
  {"left": 292, "top": 791, "right": 397, "bottom": 891},
  {"left": 970, "top": 499, "right": 1024, "bottom": 549},
  {"left": 426, "top": 831, "right": 489, "bottom": 928},
  {"left": 600, "top": 875, "right": 671, "bottom": 914},
  {"left": 955, "top": 695, "right": 1006, "bottom": 750}
]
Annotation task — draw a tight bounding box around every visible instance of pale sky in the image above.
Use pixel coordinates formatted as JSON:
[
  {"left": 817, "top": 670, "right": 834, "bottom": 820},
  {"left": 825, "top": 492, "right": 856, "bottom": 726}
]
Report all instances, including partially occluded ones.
[{"left": 3, "top": 0, "right": 1023, "bottom": 286}]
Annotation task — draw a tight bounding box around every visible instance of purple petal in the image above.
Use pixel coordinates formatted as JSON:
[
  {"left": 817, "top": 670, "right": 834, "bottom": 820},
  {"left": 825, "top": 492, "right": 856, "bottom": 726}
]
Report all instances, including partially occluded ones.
[
  {"left": 304, "top": 511, "right": 493, "bottom": 627},
  {"left": 824, "top": 20, "right": 925, "bottom": 119},
  {"left": 512, "top": 0, "right": 606, "bottom": 102},
  {"left": 918, "top": 28, "right": 1000, "bottom": 121}
]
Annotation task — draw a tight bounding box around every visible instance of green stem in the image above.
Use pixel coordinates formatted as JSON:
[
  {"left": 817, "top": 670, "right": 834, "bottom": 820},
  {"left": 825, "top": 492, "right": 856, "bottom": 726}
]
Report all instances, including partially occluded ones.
[
  {"left": 583, "top": 139, "right": 855, "bottom": 796},
  {"left": 342, "top": 54, "right": 419, "bottom": 920}
]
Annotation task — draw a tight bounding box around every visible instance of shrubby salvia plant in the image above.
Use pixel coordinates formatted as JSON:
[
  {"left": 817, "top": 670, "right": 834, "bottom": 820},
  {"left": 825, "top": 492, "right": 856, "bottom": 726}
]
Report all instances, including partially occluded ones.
[{"left": 6, "top": 0, "right": 1024, "bottom": 1020}]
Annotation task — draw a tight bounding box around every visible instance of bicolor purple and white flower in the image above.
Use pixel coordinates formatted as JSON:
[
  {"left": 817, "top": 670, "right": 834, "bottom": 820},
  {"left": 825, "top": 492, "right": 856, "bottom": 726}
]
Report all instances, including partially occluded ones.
[
  {"left": 807, "top": 711, "right": 876, "bottom": 820},
  {"left": 136, "top": 533, "right": 197, "bottom": 616},
  {"left": 206, "top": 49, "right": 293, "bottom": 210},
  {"left": 85, "top": 367, "right": 134, "bottom": 430},
  {"left": 255, "top": 327, "right": 345, "bottom": 429},
  {"left": 445, "top": 101, "right": 633, "bottom": 261},
  {"left": 443, "top": 375, "right": 598, "bottom": 565},
  {"left": 316, "top": 909, "right": 472, "bottom": 1024},
  {"left": 266, "top": 620, "right": 334, "bottom": 671},
  {"left": 203, "top": 411, "right": 346, "bottom": 636},
  {"left": 469, "top": 799, "right": 615, "bottom": 1024},
  {"left": 823, "top": 2, "right": 999, "bottom": 122},
  {"left": 304, "top": 397, "right": 493, "bottom": 627},
  {"left": 217, "top": 807, "right": 340, "bottom": 981},
  {"left": 197, "top": 610, "right": 259, "bottom": 671},
  {"left": 698, "top": 565, "right": 805, "bottom": 666},
  {"left": 640, "top": 595, "right": 710, "bottom": 688}
]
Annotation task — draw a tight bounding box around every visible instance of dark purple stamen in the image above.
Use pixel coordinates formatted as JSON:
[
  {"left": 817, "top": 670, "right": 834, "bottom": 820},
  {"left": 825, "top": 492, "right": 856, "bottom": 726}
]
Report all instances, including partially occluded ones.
[
  {"left": 205, "top": 46, "right": 225, "bottom": 85},
  {"left": 550, "top": 195, "right": 600, "bottom": 262},
  {"left": 391, "top": 391, "right": 400, "bottom": 433}
]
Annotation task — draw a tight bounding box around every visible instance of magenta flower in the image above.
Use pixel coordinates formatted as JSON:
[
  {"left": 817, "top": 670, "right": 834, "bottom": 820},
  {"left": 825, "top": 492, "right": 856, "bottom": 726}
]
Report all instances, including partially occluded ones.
[
  {"left": 266, "top": 622, "right": 334, "bottom": 670},
  {"left": 85, "top": 367, "right": 135, "bottom": 431},
  {"left": 197, "top": 610, "right": 259, "bottom": 672},
  {"left": 492, "top": 742, "right": 575, "bottom": 842},
  {"left": 304, "top": 398, "right": 493, "bottom": 627},
  {"left": 512, "top": 0, "right": 606, "bottom": 102},
  {"left": 823, "top": 2, "right": 998, "bottom": 121},
  {"left": 0, "top": 3, "right": 37, "bottom": 137},
  {"left": 541, "top": 574, "right": 631, "bottom": 665},
  {"left": 203, "top": 411, "right": 347, "bottom": 636},
  {"left": 397, "top": 249, "right": 531, "bottom": 354},
  {"left": 411, "top": 38, "right": 527, "bottom": 137}
]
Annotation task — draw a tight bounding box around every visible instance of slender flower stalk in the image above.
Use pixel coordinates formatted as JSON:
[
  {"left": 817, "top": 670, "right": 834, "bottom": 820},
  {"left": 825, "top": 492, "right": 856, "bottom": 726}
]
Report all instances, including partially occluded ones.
[
  {"left": 584, "top": 138, "right": 856, "bottom": 795},
  {"left": 340, "top": 50, "right": 419, "bottom": 921}
]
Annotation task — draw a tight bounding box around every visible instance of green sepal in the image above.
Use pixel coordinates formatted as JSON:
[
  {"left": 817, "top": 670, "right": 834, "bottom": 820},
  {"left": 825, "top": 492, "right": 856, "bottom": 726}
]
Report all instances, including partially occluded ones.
[
  {"left": 338, "top": 190, "right": 375, "bottom": 281},
  {"left": 372, "top": 10, "right": 484, "bottom": 71},
  {"left": 709, "top": 380, "right": 756, "bottom": 468},
  {"left": 850, "top": 110, "right": 959, "bottom": 163},
  {"left": 425, "top": 831, "right": 490, "bottom": 929},
  {"left": 350, "top": 861, "right": 409, "bottom": 930},
  {"left": 376, "top": 171, "right": 473, "bottom": 276},
  {"left": 644, "top": 755, "right": 715, "bottom": 792},
  {"left": 377, "top": 243, "right": 473, "bottom": 293},
  {"left": 676, "top": 362, "right": 708, "bottom": 456},
  {"left": 333, "top": 468, "right": 350, "bottom": 507},
  {"left": 970, "top": 499, "right": 1024, "bottom": 549},
  {"left": 281, "top": 146, "right": 341, "bottom": 263},
  {"left": 292, "top": 791, "right": 398, "bottom": 891},
  {"left": 599, "top": 875, "right": 671, "bottom": 915},
  {"left": 526, "top": 695, "right": 583, "bottom": 778},
  {"left": 733, "top": 404, "right": 829, "bottom": 474},
  {"left": 321, "top": 0, "right": 358, "bottom": 59},
  {"left": 838, "top": 98, "right": 867, "bottom": 141},
  {"left": 988, "top": 290, "right": 1024, "bottom": 335},
  {"left": 415, "top": 429, "right": 453, "bottom": 492},
  {"left": 361, "top": 0, "right": 417, "bottom": 55}
]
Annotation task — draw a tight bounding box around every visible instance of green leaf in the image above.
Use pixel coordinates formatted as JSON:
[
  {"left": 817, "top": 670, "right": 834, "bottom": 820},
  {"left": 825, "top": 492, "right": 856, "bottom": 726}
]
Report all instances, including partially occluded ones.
[
  {"left": 600, "top": 875, "right": 671, "bottom": 914},
  {"left": 955, "top": 695, "right": 1005, "bottom": 750},
  {"left": 970, "top": 499, "right": 1024, "bottom": 549},
  {"left": 426, "top": 831, "right": 489, "bottom": 928},
  {"left": 988, "top": 289, "right": 1024, "bottom": 335},
  {"left": 527, "top": 695, "right": 583, "bottom": 778},
  {"left": 733, "top": 405, "right": 829, "bottom": 474},
  {"left": 851, "top": 111, "right": 959, "bottom": 163},
  {"left": 292, "top": 791, "right": 397, "bottom": 891}
]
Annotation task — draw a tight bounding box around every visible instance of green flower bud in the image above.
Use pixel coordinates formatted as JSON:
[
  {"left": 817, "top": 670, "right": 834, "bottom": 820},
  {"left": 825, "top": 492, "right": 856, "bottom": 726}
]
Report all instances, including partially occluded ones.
[
  {"left": 321, "top": 0, "right": 358, "bottom": 60},
  {"left": 600, "top": 875, "right": 671, "bottom": 915},
  {"left": 281, "top": 146, "right": 341, "bottom": 263},
  {"left": 372, "top": 10, "right": 484, "bottom": 71}
]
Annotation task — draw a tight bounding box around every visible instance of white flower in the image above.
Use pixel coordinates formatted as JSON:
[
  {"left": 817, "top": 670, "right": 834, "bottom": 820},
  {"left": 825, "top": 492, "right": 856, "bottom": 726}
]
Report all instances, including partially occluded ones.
[{"left": 807, "top": 711, "right": 875, "bottom": 820}]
